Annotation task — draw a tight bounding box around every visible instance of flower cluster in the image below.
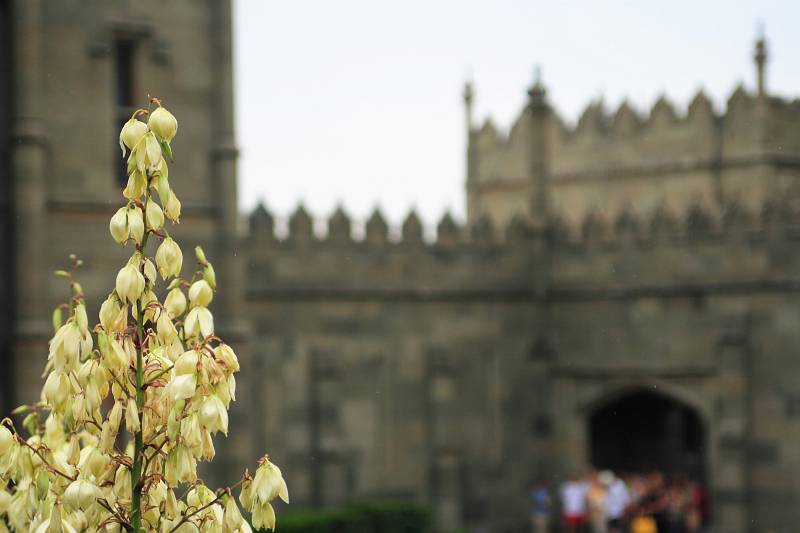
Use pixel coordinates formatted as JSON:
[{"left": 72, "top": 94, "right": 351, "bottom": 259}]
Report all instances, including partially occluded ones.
[{"left": 0, "top": 99, "right": 287, "bottom": 532}]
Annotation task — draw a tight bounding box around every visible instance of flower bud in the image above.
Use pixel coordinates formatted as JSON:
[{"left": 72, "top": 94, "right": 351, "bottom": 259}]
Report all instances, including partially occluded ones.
[
  {"left": 125, "top": 397, "right": 140, "bottom": 433},
  {"left": 108, "top": 401, "right": 123, "bottom": 431},
  {"left": 115, "top": 263, "right": 145, "bottom": 304},
  {"left": 148, "top": 106, "right": 178, "bottom": 142},
  {"left": 109, "top": 207, "right": 129, "bottom": 243},
  {"left": 203, "top": 263, "right": 217, "bottom": 291},
  {"left": 143, "top": 258, "right": 157, "bottom": 286},
  {"left": 175, "top": 350, "right": 199, "bottom": 375},
  {"left": 99, "top": 296, "right": 124, "bottom": 332},
  {"left": 63, "top": 479, "right": 100, "bottom": 511},
  {"left": 189, "top": 280, "right": 213, "bottom": 307},
  {"left": 157, "top": 312, "right": 178, "bottom": 344},
  {"left": 119, "top": 118, "right": 148, "bottom": 156},
  {"left": 252, "top": 502, "right": 276, "bottom": 532},
  {"left": 224, "top": 495, "right": 245, "bottom": 531},
  {"left": 214, "top": 343, "right": 240, "bottom": 372},
  {"left": 165, "top": 489, "right": 179, "bottom": 518},
  {"left": 127, "top": 207, "right": 144, "bottom": 244},
  {"left": 239, "top": 479, "right": 254, "bottom": 512},
  {"left": 47, "top": 503, "right": 63, "bottom": 532},
  {"left": 42, "top": 371, "right": 70, "bottom": 410},
  {"left": 184, "top": 306, "right": 214, "bottom": 339},
  {"left": 113, "top": 463, "right": 132, "bottom": 501},
  {"left": 145, "top": 131, "right": 162, "bottom": 168},
  {"left": 156, "top": 169, "right": 171, "bottom": 204},
  {"left": 145, "top": 198, "right": 164, "bottom": 230},
  {"left": 155, "top": 237, "right": 183, "bottom": 279},
  {"left": 167, "top": 374, "right": 196, "bottom": 401},
  {"left": 75, "top": 303, "right": 88, "bottom": 335},
  {"left": 123, "top": 170, "right": 147, "bottom": 200},
  {"left": 180, "top": 413, "right": 202, "bottom": 449},
  {"left": 0, "top": 425, "right": 13, "bottom": 455},
  {"left": 253, "top": 458, "right": 289, "bottom": 505},
  {"left": 164, "top": 287, "right": 187, "bottom": 318},
  {"left": 150, "top": 480, "right": 168, "bottom": 509},
  {"left": 165, "top": 444, "right": 196, "bottom": 485},
  {"left": 164, "top": 189, "right": 182, "bottom": 222},
  {"left": 199, "top": 395, "right": 228, "bottom": 435},
  {"left": 66, "top": 437, "right": 80, "bottom": 467}
]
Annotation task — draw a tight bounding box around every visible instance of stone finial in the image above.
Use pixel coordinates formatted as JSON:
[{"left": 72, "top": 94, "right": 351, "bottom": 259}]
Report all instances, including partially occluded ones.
[
  {"left": 527, "top": 65, "right": 547, "bottom": 109},
  {"left": 754, "top": 28, "right": 768, "bottom": 97},
  {"left": 402, "top": 210, "right": 423, "bottom": 244},
  {"left": 436, "top": 212, "right": 460, "bottom": 247},
  {"left": 249, "top": 202, "right": 274, "bottom": 239},
  {"left": 463, "top": 80, "right": 474, "bottom": 132},
  {"left": 365, "top": 208, "right": 388, "bottom": 245},
  {"left": 289, "top": 204, "right": 313, "bottom": 243},
  {"left": 327, "top": 206, "right": 351, "bottom": 243}
]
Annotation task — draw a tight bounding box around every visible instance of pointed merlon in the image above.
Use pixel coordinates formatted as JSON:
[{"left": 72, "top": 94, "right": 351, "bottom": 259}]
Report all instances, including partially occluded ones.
[
  {"left": 289, "top": 203, "right": 313, "bottom": 241},
  {"left": 249, "top": 202, "right": 274, "bottom": 238},
  {"left": 327, "top": 205, "right": 352, "bottom": 243},
  {"left": 436, "top": 211, "right": 460, "bottom": 246},
  {"left": 366, "top": 207, "right": 389, "bottom": 245},
  {"left": 402, "top": 209, "right": 423, "bottom": 244}
]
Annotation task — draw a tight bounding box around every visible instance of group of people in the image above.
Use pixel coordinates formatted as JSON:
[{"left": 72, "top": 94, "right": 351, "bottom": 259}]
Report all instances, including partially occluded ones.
[{"left": 529, "top": 469, "right": 709, "bottom": 533}]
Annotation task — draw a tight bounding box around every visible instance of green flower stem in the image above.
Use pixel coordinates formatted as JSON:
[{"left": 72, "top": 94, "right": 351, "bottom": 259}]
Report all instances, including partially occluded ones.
[{"left": 131, "top": 194, "right": 151, "bottom": 533}]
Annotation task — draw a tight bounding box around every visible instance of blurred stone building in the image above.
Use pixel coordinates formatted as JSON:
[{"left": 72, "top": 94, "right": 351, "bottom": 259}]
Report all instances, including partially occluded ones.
[{"left": 4, "top": 2, "right": 800, "bottom": 533}]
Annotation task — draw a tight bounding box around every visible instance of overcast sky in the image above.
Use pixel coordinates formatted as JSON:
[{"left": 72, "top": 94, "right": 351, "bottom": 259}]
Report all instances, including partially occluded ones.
[{"left": 233, "top": 0, "right": 800, "bottom": 232}]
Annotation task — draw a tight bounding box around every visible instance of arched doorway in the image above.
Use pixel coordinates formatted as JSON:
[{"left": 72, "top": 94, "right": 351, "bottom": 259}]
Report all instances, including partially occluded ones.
[{"left": 589, "top": 389, "right": 706, "bottom": 481}]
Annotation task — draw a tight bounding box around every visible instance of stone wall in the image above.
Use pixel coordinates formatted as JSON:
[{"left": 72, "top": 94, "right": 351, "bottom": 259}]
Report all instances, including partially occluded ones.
[{"left": 242, "top": 199, "right": 800, "bottom": 532}]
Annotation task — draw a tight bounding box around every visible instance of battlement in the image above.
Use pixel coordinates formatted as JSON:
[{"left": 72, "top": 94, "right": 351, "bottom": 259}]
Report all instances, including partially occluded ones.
[
  {"left": 243, "top": 196, "right": 800, "bottom": 298},
  {"left": 473, "top": 86, "right": 800, "bottom": 181},
  {"left": 468, "top": 39, "right": 800, "bottom": 230}
]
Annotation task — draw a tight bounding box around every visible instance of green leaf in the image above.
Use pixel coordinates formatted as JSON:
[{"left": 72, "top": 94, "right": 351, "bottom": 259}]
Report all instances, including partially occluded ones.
[
  {"left": 36, "top": 469, "right": 49, "bottom": 500},
  {"left": 54, "top": 270, "right": 69, "bottom": 279},
  {"left": 52, "top": 308, "right": 63, "bottom": 332}
]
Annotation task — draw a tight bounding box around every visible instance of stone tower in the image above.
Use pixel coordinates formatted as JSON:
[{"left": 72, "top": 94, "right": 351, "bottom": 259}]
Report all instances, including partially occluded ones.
[
  {"left": 0, "top": 0, "right": 249, "bottom": 480},
  {"left": 466, "top": 37, "right": 800, "bottom": 233}
]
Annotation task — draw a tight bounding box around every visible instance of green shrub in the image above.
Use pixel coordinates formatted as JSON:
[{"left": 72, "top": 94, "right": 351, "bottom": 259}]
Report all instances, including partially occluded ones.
[{"left": 256, "top": 501, "right": 431, "bottom": 533}]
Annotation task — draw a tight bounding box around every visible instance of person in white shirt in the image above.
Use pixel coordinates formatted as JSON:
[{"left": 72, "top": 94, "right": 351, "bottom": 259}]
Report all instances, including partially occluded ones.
[
  {"left": 560, "top": 471, "right": 589, "bottom": 533},
  {"left": 605, "top": 473, "right": 631, "bottom": 533}
]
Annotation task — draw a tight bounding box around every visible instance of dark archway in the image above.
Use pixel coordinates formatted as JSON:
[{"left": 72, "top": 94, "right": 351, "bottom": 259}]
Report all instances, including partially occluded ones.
[{"left": 589, "top": 390, "right": 706, "bottom": 481}]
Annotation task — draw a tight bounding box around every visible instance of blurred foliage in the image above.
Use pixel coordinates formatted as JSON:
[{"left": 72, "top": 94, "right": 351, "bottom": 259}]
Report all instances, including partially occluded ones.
[{"left": 255, "top": 501, "right": 432, "bottom": 533}]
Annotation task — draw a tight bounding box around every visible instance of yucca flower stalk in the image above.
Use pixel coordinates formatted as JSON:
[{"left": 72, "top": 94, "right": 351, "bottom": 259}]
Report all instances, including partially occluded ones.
[{"left": 0, "top": 98, "right": 287, "bottom": 532}]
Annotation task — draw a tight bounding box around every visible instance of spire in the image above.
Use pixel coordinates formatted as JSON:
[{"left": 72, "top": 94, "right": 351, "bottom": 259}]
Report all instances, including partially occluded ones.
[
  {"left": 463, "top": 79, "right": 474, "bottom": 132},
  {"left": 527, "top": 64, "right": 547, "bottom": 108},
  {"left": 754, "top": 25, "right": 768, "bottom": 97}
]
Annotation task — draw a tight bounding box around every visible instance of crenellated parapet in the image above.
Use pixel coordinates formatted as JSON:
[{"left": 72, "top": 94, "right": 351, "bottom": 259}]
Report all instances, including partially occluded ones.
[
  {"left": 243, "top": 195, "right": 800, "bottom": 298},
  {"left": 469, "top": 39, "right": 800, "bottom": 231}
]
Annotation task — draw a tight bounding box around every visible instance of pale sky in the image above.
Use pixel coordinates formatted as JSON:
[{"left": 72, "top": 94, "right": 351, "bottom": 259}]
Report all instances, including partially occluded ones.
[{"left": 233, "top": 0, "right": 800, "bottom": 233}]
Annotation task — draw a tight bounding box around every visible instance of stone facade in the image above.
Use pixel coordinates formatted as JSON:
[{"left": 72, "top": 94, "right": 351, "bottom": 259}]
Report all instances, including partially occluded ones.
[{"left": 4, "top": 3, "right": 800, "bottom": 532}]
